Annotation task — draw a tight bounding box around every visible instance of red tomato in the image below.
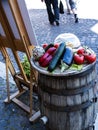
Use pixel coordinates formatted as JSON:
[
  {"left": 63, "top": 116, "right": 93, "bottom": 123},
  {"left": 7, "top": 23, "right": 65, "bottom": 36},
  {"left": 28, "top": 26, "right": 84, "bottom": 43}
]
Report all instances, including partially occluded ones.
[
  {"left": 84, "top": 53, "right": 96, "bottom": 63},
  {"left": 74, "top": 53, "right": 84, "bottom": 65},
  {"left": 77, "top": 47, "right": 85, "bottom": 55},
  {"left": 54, "top": 43, "right": 60, "bottom": 48},
  {"left": 42, "top": 43, "right": 48, "bottom": 49}
]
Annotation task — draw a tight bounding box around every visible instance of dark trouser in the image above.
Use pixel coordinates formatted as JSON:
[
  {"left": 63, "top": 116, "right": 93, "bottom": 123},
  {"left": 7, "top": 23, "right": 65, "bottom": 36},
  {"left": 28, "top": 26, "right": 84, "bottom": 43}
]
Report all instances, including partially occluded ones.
[
  {"left": 69, "top": 0, "right": 76, "bottom": 10},
  {"left": 44, "top": 0, "right": 59, "bottom": 23}
]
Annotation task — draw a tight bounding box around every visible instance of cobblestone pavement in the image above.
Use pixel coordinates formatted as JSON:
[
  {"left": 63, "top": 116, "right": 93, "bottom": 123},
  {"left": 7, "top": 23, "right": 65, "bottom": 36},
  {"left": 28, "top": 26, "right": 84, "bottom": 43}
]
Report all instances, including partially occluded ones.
[{"left": 0, "top": 0, "right": 98, "bottom": 129}]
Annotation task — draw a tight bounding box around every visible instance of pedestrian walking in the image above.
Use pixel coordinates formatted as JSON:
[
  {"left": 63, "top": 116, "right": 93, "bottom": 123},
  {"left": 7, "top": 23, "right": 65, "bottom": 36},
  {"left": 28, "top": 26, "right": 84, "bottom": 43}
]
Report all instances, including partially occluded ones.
[
  {"left": 65, "top": 0, "right": 78, "bottom": 23},
  {"left": 41, "top": 0, "right": 60, "bottom": 26},
  {"left": 65, "top": 0, "right": 71, "bottom": 14}
]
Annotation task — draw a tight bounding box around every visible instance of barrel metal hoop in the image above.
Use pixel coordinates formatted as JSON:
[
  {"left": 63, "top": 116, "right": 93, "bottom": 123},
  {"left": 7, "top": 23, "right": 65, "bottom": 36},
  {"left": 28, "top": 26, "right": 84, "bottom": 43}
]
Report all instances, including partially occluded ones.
[
  {"left": 40, "top": 80, "right": 94, "bottom": 96},
  {"left": 44, "top": 100, "right": 93, "bottom": 112}
]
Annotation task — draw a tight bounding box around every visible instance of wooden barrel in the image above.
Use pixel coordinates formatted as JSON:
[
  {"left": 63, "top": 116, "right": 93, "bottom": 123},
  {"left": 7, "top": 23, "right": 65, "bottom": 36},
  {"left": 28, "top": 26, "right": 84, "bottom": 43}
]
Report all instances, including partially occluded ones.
[{"left": 38, "top": 62, "right": 97, "bottom": 130}]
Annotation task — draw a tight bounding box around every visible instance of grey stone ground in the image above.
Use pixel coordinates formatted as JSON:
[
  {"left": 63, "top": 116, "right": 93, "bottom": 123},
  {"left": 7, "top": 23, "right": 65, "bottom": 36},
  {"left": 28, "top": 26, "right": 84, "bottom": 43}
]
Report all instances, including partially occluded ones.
[{"left": 0, "top": 6, "right": 98, "bottom": 130}]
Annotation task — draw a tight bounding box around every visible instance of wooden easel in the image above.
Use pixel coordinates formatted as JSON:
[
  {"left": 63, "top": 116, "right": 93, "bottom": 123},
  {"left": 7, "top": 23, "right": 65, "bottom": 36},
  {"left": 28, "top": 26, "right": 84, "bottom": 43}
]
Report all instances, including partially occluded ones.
[{"left": 0, "top": 0, "right": 40, "bottom": 121}]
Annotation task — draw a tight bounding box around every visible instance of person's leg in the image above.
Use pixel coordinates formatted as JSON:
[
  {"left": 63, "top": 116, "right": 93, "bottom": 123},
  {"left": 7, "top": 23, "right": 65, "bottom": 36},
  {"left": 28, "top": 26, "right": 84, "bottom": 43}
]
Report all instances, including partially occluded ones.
[
  {"left": 69, "top": 0, "right": 78, "bottom": 23},
  {"left": 52, "top": 0, "right": 59, "bottom": 25},
  {"left": 65, "top": 0, "right": 71, "bottom": 14},
  {"left": 44, "top": 0, "right": 55, "bottom": 24}
]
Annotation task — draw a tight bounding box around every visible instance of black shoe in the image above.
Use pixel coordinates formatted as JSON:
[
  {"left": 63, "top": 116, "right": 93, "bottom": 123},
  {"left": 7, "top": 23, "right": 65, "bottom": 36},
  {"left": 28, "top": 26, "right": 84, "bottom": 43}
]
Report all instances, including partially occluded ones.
[
  {"left": 55, "top": 20, "right": 59, "bottom": 26},
  {"left": 74, "top": 14, "right": 78, "bottom": 23},
  {"left": 75, "top": 17, "right": 78, "bottom": 23},
  {"left": 50, "top": 21, "right": 54, "bottom": 25}
]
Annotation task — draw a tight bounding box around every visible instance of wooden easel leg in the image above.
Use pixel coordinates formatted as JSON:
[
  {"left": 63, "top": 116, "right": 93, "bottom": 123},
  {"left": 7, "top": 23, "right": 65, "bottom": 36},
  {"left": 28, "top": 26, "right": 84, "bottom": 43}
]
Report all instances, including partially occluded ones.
[
  {"left": 30, "top": 67, "right": 33, "bottom": 117},
  {"left": 29, "top": 66, "right": 41, "bottom": 121},
  {"left": 5, "top": 57, "right": 10, "bottom": 103}
]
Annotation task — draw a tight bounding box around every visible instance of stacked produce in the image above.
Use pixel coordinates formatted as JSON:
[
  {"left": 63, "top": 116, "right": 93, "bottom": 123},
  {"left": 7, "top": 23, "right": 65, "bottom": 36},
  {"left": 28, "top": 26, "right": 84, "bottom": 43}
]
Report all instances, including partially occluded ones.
[{"left": 32, "top": 42, "right": 96, "bottom": 72}]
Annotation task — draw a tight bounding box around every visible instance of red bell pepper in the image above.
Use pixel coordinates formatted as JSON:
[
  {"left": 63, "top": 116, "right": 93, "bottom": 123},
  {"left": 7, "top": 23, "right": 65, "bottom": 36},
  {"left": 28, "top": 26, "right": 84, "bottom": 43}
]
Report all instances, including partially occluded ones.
[
  {"left": 39, "top": 47, "right": 56, "bottom": 67},
  {"left": 40, "top": 55, "right": 53, "bottom": 67},
  {"left": 42, "top": 43, "right": 48, "bottom": 49},
  {"left": 74, "top": 53, "right": 84, "bottom": 65},
  {"left": 84, "top": 53, "right": 96, "bottom": 63},
  {"left": 77, "top": 47, "right": 85, "bottom": 55},
  {"left": 54, "top": 43, "right": 60, "bottom": 48}
]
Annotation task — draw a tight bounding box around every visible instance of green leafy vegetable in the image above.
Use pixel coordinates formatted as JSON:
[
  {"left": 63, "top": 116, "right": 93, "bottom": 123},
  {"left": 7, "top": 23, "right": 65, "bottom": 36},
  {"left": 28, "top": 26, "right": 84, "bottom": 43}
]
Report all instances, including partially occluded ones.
[
  {"left": 69, "top": 64, "right": 83, "bottom": 71},
  {"left": 21, "top": 55, "right": 30, "bottom": 79}
]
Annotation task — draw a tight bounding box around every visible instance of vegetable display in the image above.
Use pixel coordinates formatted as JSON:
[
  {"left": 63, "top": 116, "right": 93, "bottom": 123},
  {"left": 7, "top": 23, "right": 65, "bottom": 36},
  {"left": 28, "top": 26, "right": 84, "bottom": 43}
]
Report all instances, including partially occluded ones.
[{"left": 32, "top": 43, "right": 96, "bottom": 72}]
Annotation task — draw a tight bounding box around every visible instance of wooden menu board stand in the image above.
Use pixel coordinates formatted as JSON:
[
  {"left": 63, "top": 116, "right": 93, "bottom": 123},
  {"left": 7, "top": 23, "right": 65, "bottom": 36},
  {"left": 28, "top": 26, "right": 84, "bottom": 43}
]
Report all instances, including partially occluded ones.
[{"left": 0, "top": 0, "right": 40, "bottom": 121}]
